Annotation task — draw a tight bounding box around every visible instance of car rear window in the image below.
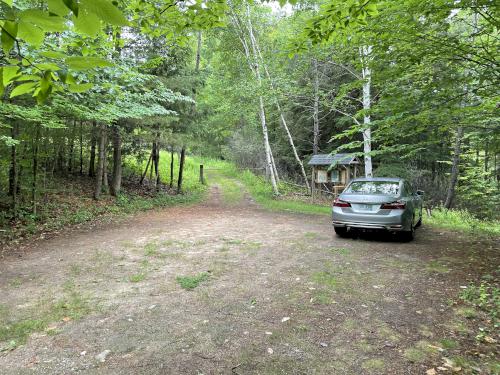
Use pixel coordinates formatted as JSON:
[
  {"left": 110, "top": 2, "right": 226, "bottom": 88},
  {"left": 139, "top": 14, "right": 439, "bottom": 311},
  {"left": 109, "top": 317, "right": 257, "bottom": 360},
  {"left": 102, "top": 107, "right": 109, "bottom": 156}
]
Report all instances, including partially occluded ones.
[{"left": 345, "top": 181, "right": 400, "bottom": 195}]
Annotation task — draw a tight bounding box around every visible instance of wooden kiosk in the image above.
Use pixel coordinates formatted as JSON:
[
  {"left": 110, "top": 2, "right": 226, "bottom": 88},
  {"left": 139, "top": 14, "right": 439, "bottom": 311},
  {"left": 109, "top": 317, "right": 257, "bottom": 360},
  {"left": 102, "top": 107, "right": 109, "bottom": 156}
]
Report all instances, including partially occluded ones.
[{"left": 308, "top": 153, "right": 363, "bottom": 201}]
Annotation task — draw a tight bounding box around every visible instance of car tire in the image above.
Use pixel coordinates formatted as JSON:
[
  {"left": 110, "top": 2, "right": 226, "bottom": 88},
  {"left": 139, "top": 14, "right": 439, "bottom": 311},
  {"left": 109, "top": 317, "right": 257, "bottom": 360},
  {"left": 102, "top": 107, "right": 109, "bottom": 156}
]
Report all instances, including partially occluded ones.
[
  {"left": 415, "top": 217, "right": 422, "bottom": 228},
  {"left": 400, "top": 218, "right": 415, "bottom": 242},
  {"left": 334, "top": 226, "right": 349, "bottom": 238}
]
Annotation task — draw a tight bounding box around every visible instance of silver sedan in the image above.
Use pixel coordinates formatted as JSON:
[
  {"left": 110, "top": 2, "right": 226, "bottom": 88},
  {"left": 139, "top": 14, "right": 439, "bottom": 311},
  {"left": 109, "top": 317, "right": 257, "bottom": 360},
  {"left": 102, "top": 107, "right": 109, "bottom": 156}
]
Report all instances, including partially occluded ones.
[{"left": 332, "top": 178, "right": 423, "bottom": 241}]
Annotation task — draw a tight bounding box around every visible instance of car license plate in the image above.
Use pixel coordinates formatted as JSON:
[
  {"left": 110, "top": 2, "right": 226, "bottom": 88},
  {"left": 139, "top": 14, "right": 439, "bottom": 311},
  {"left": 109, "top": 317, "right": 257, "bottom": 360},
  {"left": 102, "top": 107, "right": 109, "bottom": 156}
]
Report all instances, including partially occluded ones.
[{"left": 360, "top": 204, "right": 372, "bottom": 211}]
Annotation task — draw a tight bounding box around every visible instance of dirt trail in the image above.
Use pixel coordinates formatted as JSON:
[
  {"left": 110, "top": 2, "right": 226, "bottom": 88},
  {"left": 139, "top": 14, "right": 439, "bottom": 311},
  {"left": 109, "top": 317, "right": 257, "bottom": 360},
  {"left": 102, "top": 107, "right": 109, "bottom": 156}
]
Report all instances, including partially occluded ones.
[{"left": 0, "top": 176, "right": 498, "bottom": 374}]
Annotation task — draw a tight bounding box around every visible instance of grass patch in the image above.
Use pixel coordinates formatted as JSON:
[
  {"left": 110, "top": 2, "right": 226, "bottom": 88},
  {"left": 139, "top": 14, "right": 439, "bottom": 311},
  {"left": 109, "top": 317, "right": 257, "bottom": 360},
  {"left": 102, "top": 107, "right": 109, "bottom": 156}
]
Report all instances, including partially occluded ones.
[
  {"left": 312, "top": 270, "right": 338, "bottom": 288},
  {"left": 0, "top": 287, "right": 91, "bottom": 350},
  {"left": 439, "top": 338, "right": 459, "bottom": 349},
  {"left": 129, "top": 272, "right": 146, "bottom": 283},
  {"left": 144, "top": 241, "right": 160, "bottom": 256},
  {"left": 403, "top": 341, "right": 437, "bottom": 363},
  {"left": 329, "top": 247, "right": 350, "bottom": 256},
  {"left": 426, "top": 207, "right": 500, "bottom": 237},
  {"left": 176, "top": 272, "right": 210, "bottom": 290}
]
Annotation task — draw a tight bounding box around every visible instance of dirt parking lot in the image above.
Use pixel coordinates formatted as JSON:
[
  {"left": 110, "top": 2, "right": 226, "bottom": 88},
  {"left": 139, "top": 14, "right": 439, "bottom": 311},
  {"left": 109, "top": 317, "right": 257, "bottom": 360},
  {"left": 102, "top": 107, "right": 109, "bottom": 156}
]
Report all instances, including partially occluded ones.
[{"left": 0, "top": 180, "right": 498, "bottom": 374}]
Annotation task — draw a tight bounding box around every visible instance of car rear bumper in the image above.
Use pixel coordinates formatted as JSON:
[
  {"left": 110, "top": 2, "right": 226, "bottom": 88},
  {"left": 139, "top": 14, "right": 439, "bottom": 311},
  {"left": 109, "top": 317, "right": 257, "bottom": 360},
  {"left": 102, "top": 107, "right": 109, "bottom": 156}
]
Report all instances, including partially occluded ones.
[
  {"left": 332, "top": 207, "right": 412, "bottom": 231},
  {"left": 332, "top": 220, "right": 405, "bottom": 231}
]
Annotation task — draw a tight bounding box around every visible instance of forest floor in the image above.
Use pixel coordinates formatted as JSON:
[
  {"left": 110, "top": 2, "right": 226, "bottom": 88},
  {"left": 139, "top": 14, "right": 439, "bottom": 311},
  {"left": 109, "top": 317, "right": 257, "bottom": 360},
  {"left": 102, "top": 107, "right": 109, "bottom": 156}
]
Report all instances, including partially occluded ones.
[{"left": 0, "top": 172, "right": 498, "bottom": 374}]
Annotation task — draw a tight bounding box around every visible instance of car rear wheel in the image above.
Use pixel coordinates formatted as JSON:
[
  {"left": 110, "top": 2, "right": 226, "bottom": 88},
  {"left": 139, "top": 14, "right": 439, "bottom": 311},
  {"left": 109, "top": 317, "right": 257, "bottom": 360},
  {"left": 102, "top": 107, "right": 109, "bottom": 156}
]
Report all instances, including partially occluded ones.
[
  {"left": 334, "top": 226, "right": 349, "bottom": 238},
  {"left": 400, "top": 218, "right": 415, "bottom": 242}
]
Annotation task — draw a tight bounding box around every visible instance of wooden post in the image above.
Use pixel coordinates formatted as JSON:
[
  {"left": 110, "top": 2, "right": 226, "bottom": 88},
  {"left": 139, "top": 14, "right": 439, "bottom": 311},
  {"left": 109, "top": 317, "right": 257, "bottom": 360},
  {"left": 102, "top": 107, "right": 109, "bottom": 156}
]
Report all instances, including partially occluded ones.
[
  {"left": 199, "top": 164, "right": 205, "bottom": 184},
  {"left": 311, "top": 166, "right": 315, "bottom": 202}
]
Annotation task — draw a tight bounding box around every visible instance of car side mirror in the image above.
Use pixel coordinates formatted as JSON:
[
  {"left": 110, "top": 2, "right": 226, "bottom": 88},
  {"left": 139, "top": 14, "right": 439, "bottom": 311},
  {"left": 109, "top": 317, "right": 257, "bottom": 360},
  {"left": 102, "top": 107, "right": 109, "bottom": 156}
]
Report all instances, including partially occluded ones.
[{"left": 416, "top": 190, "right": 424, "bottom": 196}]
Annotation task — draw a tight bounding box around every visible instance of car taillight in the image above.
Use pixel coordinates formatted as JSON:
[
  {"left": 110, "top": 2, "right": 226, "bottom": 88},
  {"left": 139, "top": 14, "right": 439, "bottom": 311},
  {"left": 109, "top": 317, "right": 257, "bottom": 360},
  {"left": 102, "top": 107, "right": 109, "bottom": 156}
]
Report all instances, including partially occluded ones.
[
  {"left": 333, "top": 198, "right": 351, "bottom": 208},
  {"left": 380, "top": 201, "right": 406, "bottom": 209}
]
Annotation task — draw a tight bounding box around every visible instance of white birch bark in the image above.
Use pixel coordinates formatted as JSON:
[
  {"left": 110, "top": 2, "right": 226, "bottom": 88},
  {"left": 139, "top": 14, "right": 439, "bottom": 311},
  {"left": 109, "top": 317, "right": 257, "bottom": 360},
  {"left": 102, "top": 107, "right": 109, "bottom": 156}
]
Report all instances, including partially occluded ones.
[
  {"left": 360, "top": 45, "right": 373, "bottom": 178},
  {"left": 243, "top": 8, "right": 310, "bottom": 191},
  {"left": 312, "top": 58, "right": 320, "bottom": 155},
  {"left": 244, "top": 4, "right": 279, "bottom": 195}
]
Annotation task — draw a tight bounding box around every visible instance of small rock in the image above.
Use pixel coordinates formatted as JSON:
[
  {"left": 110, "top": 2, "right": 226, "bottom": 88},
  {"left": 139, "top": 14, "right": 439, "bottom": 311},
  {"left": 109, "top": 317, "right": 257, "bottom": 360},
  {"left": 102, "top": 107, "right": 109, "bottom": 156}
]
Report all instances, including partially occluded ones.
[
  {"left": 426, "top": 369, "right": 437, "bottom": 375},
  {"left": 416, "top": 310, "right": 423, "bottom": 314},
  {"left": 267, "top": 348, "right": 273, "bottom": 354},
  {"left": 95, "top": 350, "right": 111, "bottom": 363},
  {"left": 80, "top": 351, "right": 87, "bottom": 356},
  {"left": 265, "top": 331, "right": 272, "bottom": 335},
  {"left": 320, "top": 342, "right": 328, "bottom": 347},
  {"left": 148, "top": 305, "right": 156, "bottom": 310},
  {"left": 243, "top": 331, "right": 249, "bottom": 335},
  {"left": 281, "top": 317, "right": 290, "bottom": 323}
]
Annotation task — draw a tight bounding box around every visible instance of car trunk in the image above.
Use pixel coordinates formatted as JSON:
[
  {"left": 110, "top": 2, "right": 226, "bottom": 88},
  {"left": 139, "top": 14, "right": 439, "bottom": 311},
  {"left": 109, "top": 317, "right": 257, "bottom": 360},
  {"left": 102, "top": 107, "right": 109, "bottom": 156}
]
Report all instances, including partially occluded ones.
[{"left": 340, "top": 194, "right": 399, "bottom": 214}]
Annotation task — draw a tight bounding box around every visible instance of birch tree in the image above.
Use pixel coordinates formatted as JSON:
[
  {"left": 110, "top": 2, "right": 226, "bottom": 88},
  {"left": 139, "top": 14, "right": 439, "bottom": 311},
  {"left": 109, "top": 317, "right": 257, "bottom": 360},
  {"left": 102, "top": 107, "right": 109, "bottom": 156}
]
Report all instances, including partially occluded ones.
[
  {"left": 228, "top": 5, "right": 279, "bottom": 195},
  {"left": 360, "top": 45, "right": 373, "bottom": 177}
]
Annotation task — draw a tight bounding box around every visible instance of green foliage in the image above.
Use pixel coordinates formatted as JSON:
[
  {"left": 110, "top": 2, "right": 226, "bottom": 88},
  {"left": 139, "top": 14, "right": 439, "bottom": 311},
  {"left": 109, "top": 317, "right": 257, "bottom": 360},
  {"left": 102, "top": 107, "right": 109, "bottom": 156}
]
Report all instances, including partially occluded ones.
[
  {"left": 460, "top": 281, "right": 499, "bottom": 324},
  {"left": 426, "top": 208, "right": 500, "bottom": 237}
]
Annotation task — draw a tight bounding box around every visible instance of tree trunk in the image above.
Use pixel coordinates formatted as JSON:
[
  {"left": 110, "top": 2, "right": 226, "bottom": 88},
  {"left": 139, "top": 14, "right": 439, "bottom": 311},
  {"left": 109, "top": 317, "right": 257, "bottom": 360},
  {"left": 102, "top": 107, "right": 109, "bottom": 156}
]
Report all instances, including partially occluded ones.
[
  {"left": 102, "top": 129, "right": 109, "bottom": 192},
  {"left": 233, "top": 5, "right": 308, "bottom": 191},
  {"left": 140, "top": 152, "right": 153, "bottom": 185},
  {"left": 9, "top": 122, "right": 19, "bottom": 217},
  {"left": 150, "top": 142, "right": 156, "bottom": 182},
  {"left": 312, "top": 58, "right": 320, "bottom": 155},
  {"left": 110, "top": 124, "right": 122, "bottom": 197},
  {"left": 93, "top": 124, "right": 105, "bottom": 200},
  {"left": 79, "top": 121, "right": 83, "bottom": 175},
  {"left": 269, "top": 146, "right": 280, "bottom": 184},
  {"left": 360, "top": 45, "right": 373, "bottom": 177},
  {"left": 245, "top": 4, "right": 279, "bottom": 195},
  {"left": 444, "top": 126, "right": 464, "bottom": 209},
  {"left": 89, "top": 121, "right": 97, "bottom": 177},
  {"left": 177, "top": 146, "right": 186, "bottom": 193},
  {"left": 32, "top": 124, "right": 40, "bottom": 215},
  {"left": 170, "top": 147, "right": 174, "bottom": 188},
  {"left": 68, "top": 119, "right": 76, "bottom": 173},
  {"left": 155, "top": 141, "right": 161, "bottom": 189},
  {"left": 195, "top": 31, "right": 202, "bottom": 72}
]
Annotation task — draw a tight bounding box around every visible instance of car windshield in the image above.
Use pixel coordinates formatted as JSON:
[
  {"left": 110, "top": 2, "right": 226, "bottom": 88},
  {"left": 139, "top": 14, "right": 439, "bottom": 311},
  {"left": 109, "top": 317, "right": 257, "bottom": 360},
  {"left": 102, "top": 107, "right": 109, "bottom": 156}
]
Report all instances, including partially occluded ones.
[{"left": 345, "top": 181, "right": 400, "bottom": 195}]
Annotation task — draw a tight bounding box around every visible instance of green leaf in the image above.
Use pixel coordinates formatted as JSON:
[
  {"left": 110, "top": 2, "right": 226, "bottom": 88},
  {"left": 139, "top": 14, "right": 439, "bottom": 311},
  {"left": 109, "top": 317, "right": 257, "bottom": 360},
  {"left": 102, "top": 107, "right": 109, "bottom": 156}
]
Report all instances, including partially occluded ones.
[
  {"left": 68, "top": 82, "right": 93, "bottom": 93},
  {"left": 19, "top": 10, "right": 66, "bottom": 32},
  {"left": 48, "top": 0, "right": 70, "bottom": 16},
  {"left": 65, "top": 56, "right": 112, "bottom": 70},
  {"left": 37, "top": 63, "right": 62, "bottom": 71},
  {"left": 10, "top": 81, "right": 38, "bottom": 98},
  {"left": 1, "top": 0, "right": 13, "bottom": 7},
  {"left": 73, "top": 8, "right": 102, "bottom": 36},
  {"left": 39, "top": 51, "right": 67, "bottom": 59},
  {"left": 1, "top": 21, "right": 18, "bottom": 54},
  {"left": 80, "top": 0, "right": 128, "bottom": 26},
  {"left": 3, "top": 65, "right": 20, "bottom": 86},
  {"left": 17, "top": 74, "right": 41, "bottom": 81},
  {"left": 18, "top": 20, "right": 45, "bottom": 46}
]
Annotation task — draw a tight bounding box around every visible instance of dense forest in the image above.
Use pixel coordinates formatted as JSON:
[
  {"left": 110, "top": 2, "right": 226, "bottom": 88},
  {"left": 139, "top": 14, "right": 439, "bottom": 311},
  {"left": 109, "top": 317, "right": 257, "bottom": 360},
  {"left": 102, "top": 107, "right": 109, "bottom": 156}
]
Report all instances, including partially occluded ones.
[{"left": 0, "top": 0, "right": 498, "bottom": 233}]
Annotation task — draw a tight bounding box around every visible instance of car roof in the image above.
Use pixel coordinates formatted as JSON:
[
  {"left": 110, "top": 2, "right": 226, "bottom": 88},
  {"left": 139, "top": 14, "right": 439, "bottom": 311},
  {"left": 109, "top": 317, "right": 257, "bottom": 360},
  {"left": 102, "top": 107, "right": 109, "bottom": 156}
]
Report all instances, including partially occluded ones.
[{"left": 350, "top": 177, "right": 404, "bottom": 182}]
